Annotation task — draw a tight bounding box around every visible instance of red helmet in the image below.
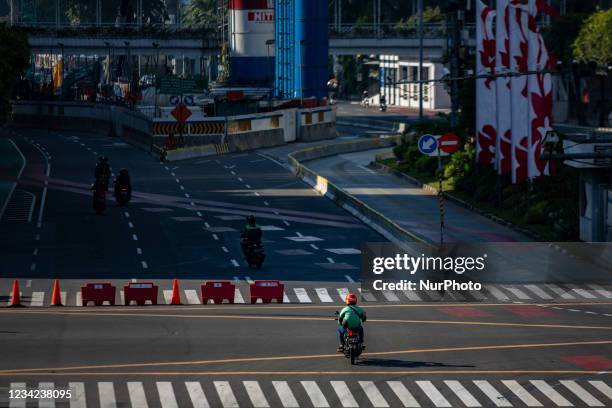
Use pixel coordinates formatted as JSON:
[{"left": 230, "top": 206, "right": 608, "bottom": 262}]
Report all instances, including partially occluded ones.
[{"left": 345, "top": 292, "right": 358, "bottom": 305}]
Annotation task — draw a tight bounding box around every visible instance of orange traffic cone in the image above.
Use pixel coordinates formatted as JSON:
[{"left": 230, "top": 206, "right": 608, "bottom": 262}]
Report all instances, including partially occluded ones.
[
  {"left": 170, "top": 278, "right": 182, "bottom": 305},
  {"left": 51, "top": 279, "right": 63, "bottom": 306},
  {"left": 9, "top": 280, "right": 21, "bottom": 307}
]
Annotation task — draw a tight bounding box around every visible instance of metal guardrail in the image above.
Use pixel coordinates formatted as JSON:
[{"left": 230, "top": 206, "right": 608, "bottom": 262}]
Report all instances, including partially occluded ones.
[{"left": 328, "top": 22, "right": 476, "bottom": 39}]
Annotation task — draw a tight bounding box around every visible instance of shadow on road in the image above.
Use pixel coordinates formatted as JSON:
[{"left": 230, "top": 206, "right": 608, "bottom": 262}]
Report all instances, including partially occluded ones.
[{"left": 357, "top": 358, "right": 475, "bottom": 368}]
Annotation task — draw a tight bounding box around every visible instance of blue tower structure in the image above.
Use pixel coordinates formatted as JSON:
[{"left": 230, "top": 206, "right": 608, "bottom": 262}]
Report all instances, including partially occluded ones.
[{"left": 275, "top": 0, "right": 329, "bottom": 100}]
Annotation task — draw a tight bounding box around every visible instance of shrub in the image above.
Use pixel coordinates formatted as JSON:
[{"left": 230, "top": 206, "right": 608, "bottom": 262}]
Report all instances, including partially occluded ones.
[
  {"left": 415, "top": 156, "right": 438, "bottom": 174},
  {"left": 524, "top": 201, "right": 549, "bottom": 224}
]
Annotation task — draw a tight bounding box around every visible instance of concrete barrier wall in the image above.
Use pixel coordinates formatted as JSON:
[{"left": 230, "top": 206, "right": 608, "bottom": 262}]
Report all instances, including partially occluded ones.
[
  {"left": 287, "top": 136, "right": 432, "bottom": 249},
  {"left": 297, "top": 107, "right": 337, "bottom": 142}
]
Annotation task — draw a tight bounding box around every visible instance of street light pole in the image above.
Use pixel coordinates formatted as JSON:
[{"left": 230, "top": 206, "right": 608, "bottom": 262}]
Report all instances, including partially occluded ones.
[
  {"left": 418, "top": 0, "right": 424, "bottom": 120},
  {"left": 153, "top": 42, "right": 160, "bottom": 118}
]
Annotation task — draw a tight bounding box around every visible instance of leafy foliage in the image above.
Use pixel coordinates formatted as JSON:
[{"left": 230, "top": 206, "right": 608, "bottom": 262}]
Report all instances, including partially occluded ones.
[
  {"left": 0, "top": 26, "right": 29, "bottom": 123},
  {"left": 183, "top": 0, "right": 217, "bottom": 27},
  {"left": 573, "top": 8, "right": 612, "bottom": 66}
]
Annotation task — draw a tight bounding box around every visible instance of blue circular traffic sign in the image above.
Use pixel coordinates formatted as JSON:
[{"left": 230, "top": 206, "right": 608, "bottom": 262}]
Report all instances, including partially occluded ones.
[
  {"left": 418, "top": 134, "right": 438, "bottom": 155},
  {"left": 183, "top": 95, "right": 194, "bottom": 106},
  {"left": 169, "top": 95, "right": 180, "bottom": 105}
]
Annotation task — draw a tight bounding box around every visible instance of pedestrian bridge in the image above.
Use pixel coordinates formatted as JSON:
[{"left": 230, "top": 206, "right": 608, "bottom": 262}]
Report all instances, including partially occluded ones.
[{"left": 21, "top": 23, "right": 475, "bottom": 58}]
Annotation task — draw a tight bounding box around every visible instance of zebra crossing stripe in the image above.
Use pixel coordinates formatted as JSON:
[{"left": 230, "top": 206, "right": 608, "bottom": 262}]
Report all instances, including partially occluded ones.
[
  {"left": 337, "top": 288, "right": 349, "bottom": 302},
  {"left": 9, "top": 383, "right": 26, "bottom": 408},
  {"left": 387, "top": 381, "right": 421, "bottom": 407},
  {"left": 382, "top": 291, "right": 400, "bottom": 302},
  {"left": 283, "top": 291, "right": 291, "bottom": 303},
  {"left": 272, "top": 381, "right": 300, "bottom": 408},
  {"left": 301, "top": 381, "right": 330, "bottom": 408},
  {"left": 234, "top": 289, "right": 245, "bottom": 304},
  {"left": 60, "top": 291, "right": 67, "bottom": 306},
  {"left": 214, "top": 381, "right": 239, "bottom": 408},
  {"left": 293, "top": 288, "right": 312, "bottom": 303},
  {"left": 502, "top": 380, "right": 542, "bottom": 407},
  {"left": 39, "top": 382, "right": 55, "bottom": 408},
  {"left": 525, "top": 285, "right": 553, "bottom": 300},
  {"left": 469, "top": 290, "right": 487, "bottom": 301},
  {"left": 30, "top": 291, "right": 44, "bottom": 307},
  {"left": 587, "top": 285, "right": 612, "bottom": 299},
  {"left": 157, "top": 382, "right": 179, "bottom": 408},
  {"left": 185, "top": 381, "right": 210, "bottom": 408},
  {"left": 567, "top": 285, "right": 597, "bottom": 299},
  {"left": 315, "top": 288, "right": 334, "bottom": 303},
  {"left": 184, "top": 290, "right": 200, "bottom": 305},
  {"left": 502, "top": 286, "right": 531, "bottom": 300},
  {"left": 163, "top": 290, "right": 173, "bottom": 304},
  {"left": 589, "top": 381, "right": 612, "bottom": 400},
  {"left": 416, "top": 381, "right": 452, "bottom": 407},
  {"left": 127, "top": 382, "right": 149, "bottom": 408},
  {"left": 444, "top": 380, "right": 481, "bottom": 407},
  {"left": 69, "top": 382, "right": 87, "bottom": 408},
  {"left": 244, "top": 381, "right": 270, "bottom": 408},
  {"left": 448, "top": 291, "right": 466, "bottom": 301},
  {"left": 98, "top": 382, "right": 117, "bottom": 408},
  {"left": 359, "top": 381, "right": 389, "bottom": 407},
  {"left": 546, "top": 284, "right": 575, "bottom": 299},
  {"left": 425, "top": 290, "right": 443, "bottom": 301},
  {"left": 331, "top": 381, "right": 359, "bottom": 407},
  {"left": 530, "top": 380, "right": 572, "bottom": 407},
  {"left": 76, "top": 292, "right": 82, "bottom": 306},
  {"left": 402, "top": 290, "right": 422, "bottom": 301},
  {"left": 358, "top": 288, "right": 377, "bottom": 302},
  {"left": 560, "top": 380, "right": 604, "bottom": 407},
  {"left": 486, "top": 286, "right": 510, "bottom": 301},
  {"left": 472, "top": 380, "right": 512, "bottom": 407}
]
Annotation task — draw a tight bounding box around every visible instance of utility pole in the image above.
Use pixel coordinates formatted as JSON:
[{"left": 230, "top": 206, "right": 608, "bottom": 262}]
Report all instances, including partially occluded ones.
[
  {"left": 418, "top": 0, "right": 424, "bottom": 119},
  {"left": 448, "top": 0, "right": 462, "bottom": 127}
]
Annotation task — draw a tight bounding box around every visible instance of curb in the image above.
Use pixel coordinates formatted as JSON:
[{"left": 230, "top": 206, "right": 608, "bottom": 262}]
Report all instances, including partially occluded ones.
[
  {"left": 287, "top": 137, "right": 435, "bottom": 250},
  {"left": 369, "top": 161, "right": 544, "bottom": 242}
]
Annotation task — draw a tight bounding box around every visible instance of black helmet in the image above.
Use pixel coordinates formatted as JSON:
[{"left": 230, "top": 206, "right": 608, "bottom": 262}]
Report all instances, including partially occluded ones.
[{"left": 247, "top": 215, "right": 256, "bottom": 226}]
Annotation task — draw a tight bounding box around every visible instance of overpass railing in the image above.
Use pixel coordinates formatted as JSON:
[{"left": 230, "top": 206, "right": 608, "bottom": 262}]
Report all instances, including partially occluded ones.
[{"left": 328, "top": 22, "right": 475, "bottom": 39}]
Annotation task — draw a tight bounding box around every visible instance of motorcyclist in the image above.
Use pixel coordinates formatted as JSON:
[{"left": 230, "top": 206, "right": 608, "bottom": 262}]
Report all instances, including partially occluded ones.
[
  {"left": 94, "top": 156, "right": 111, "bottom": 189},
  {"left": 240, "top": 215, "right": 262, "bottom": 253},
  {"left": 337, "top": 292, "right": 366, "bottom": 352},
  {"left": 114, "top": 168, "right": 132, "bottom": 198}
]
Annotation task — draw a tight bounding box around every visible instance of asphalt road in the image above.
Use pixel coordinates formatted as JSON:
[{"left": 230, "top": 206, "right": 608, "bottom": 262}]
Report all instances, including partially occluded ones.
[{"left": 0, "top": 124, "right": 611, "bottom": 407}]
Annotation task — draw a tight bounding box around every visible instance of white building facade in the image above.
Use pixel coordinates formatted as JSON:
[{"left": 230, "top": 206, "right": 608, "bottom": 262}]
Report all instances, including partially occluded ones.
[{"left": 378, "top": 54, "right": 451, "bottom": 110}]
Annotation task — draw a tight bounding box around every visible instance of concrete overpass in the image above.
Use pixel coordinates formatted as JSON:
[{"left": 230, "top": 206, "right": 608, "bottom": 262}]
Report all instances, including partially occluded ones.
[{"left": 22, "top": 22, "right": 475, "bottom": 58}]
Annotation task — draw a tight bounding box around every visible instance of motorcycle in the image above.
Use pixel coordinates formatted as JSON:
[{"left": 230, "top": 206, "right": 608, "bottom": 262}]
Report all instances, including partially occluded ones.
[
  {"left": 242, "top": 239, "right": 266, "bottom": 269},
  {"left": 114, "top": 184, "right": 131, "bottom": 206},
  {"left": 92, "top": 188, "right": 106, "bottom": 215},
  {"left": 335, "top": 311, "right": 364, "bottom": 365}
]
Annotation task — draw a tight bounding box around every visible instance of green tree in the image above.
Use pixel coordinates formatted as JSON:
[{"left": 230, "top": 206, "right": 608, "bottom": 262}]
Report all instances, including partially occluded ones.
[
  {"left": 572, "top": 8, "right": 612, "bottom": 66},
  {"left": 0, "top": 26, "right": 29, "bottom": 123},
  {"left": 183, "top": 0, "right": 216, "bottom": 27}
]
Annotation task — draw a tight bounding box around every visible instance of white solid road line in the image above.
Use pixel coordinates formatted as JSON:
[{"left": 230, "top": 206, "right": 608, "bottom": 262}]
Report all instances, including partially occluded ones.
[
  {"left": 386, "top": 381, "right": 421, "bottom": 408},
  {"left": 331, "top": 381, "right": 359, "bottom": 407},
  {"left": 69, "top": 382, "right": 87, "bottom": 408},
  {"left": 272, "top": 381, "right": 300, "bottom": 408},
  {"left": 127, "top": 382, "right": 148, "bottom": 408},
  {"left": 561, "top": 380, "right": 604, "bottom": 406},
  {"left": 473, "top": 380, "right": 512, "bottom": 407},
  {"left": 214, "top": 381, "right": 239, "bottom": 408},
  {"left": 301, "top": 381, "right": 330, "bottom": 408},
  {"left": 359, "top": 381, "right": 389, "bottom": 407},
  {"left": 530, "top": 380, "right": 572, "bottom": 407},
  {"left": 98, "top": 382, "right": 117, "bottom": 408},
  {"left": 416, "top": 381, "right": 451, "bottom": 407},
  {"left": 293, "top": 288, "right": 312, "bottom": 303},
  {"left": 38, "top": 382, "right": 55, "bottom": 408},
  {"left": 315, "top": 288, "right": 334, "bottom": 303},
  {"left": 157, "top": 382, "right": 179, "bottom": 408},
  {"left": 502, "top": 380, "right": 542, "bottom": 407},
  {"left": 185, "top": 290, "right": 200, "bottom": 305},
  {"left": 185, "top": 381, "right": 211, "bottom": 408},
  {"left": 444, "top": 380, "right": 481, "bottom": 408},
  {"left": 244, "top": 381, "right": 270, "bottom": 408}
]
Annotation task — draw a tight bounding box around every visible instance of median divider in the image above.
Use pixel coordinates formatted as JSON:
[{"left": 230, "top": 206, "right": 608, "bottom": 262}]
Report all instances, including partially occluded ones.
[
  {"left": 124, "top": 282, "right": 158, "bottom": 306},
  {"left": 250, "top": 280, "right": 284, "bottom": 304},
  {"left": 81, "top": 283, "right": 116, "bottom": 306},
  {"left": 201, "top": 281, "right": 235, "bottom": 304},
  {"left": 287, "top": 136, "right": 434, "bottom": 250}
]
